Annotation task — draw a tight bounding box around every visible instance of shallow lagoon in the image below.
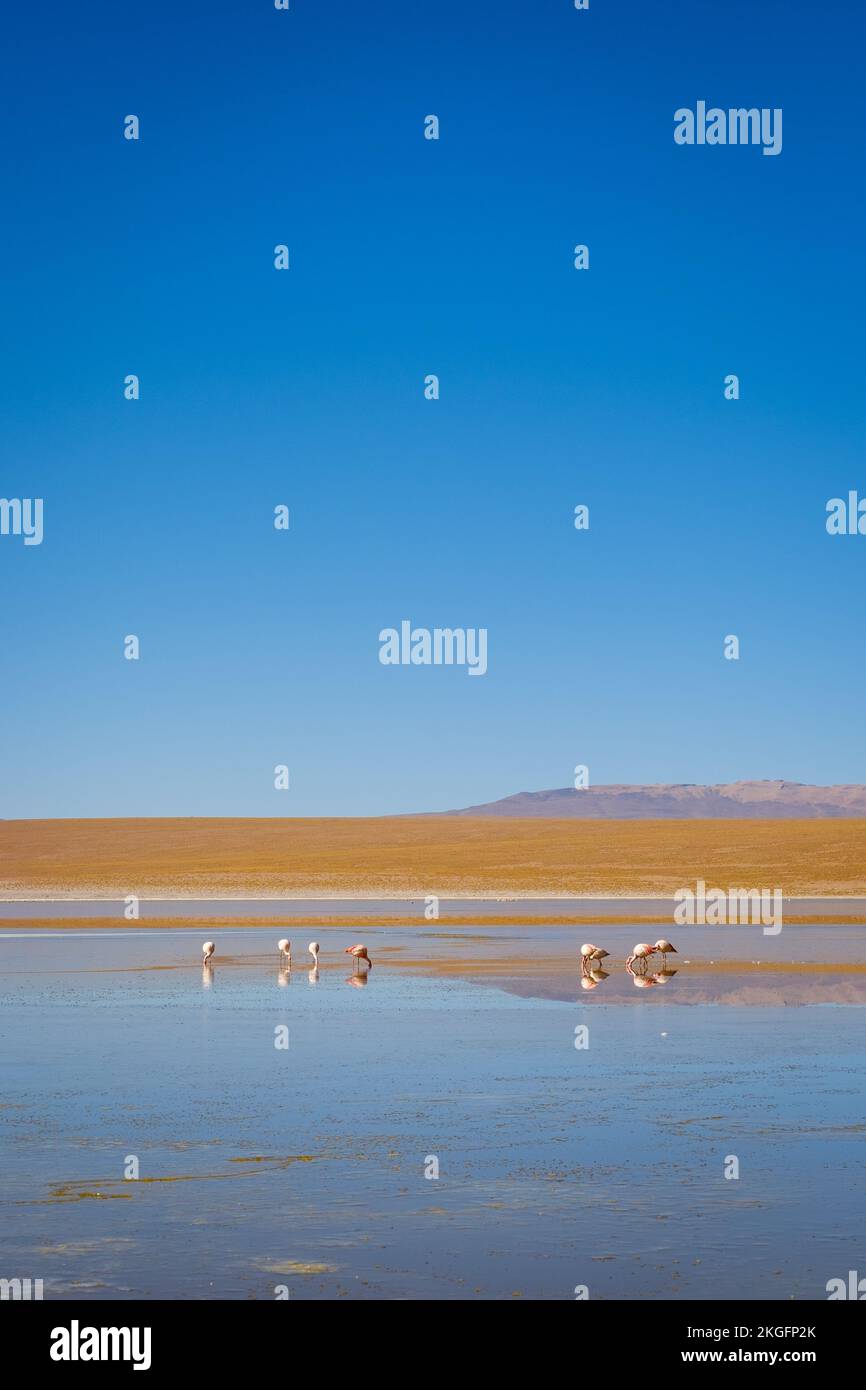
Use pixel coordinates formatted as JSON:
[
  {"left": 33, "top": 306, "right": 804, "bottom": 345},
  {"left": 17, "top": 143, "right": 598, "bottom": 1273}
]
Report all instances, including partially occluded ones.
[{"left": 1, "top": 927, "right": 865, "bottom": 1300}]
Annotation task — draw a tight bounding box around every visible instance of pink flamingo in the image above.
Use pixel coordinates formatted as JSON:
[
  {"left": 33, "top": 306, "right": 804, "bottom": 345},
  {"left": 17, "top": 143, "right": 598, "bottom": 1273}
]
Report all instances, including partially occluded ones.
[
  {"left": 345, "top": 943, "right": 372, "bottom": 971},
  {"left": 626, "top": 942, "right": 658, "bottom": 973},
  {"left": 579, "top": 943, "right": 610, "bottom": 975},
  {"left": 653, "top": 939, "right": 678, "bottom": 968},
  {"left": 202, "top": 940, "right": 215, "bottom": 963}
]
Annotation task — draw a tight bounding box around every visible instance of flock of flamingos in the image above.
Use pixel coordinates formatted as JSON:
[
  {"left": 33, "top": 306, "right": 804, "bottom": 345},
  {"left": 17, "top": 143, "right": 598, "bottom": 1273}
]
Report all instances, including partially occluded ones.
[
  {"left": 580, "top": 938, "right": 679, "bottom": 990},
  {"left": 200, "top": 938, "right": 372, "bottom": 975},
  {"left": 197, "top": 937, "right": 677, "bottom": 988}
]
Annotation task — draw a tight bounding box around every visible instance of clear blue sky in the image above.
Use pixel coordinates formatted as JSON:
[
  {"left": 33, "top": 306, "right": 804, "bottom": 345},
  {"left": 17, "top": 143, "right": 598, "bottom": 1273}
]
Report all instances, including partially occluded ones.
[{"left": 2, "top": 0, "right": 864, "bottom": 818}]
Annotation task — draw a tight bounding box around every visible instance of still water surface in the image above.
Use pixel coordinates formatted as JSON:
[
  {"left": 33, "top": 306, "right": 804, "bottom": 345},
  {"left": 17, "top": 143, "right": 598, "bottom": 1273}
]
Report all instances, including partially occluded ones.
[{"left": 1, "top": 926, "right": 864, "bottom": 1300}]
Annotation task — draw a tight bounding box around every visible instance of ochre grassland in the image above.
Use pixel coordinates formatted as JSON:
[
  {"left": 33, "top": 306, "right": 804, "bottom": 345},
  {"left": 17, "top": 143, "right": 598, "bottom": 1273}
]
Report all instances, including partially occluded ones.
[{"left": 1, "top": 816, "right": 865, "bottom": 898}]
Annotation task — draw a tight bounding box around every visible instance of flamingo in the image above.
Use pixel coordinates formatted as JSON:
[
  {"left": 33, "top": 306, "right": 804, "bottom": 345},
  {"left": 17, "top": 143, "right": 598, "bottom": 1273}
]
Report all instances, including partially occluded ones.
[
  {"left": 278, "top": 938, "right": 292, "bottom": 965},
  {"left": 653, "top": 939, "right": 678, "bottom": 968},
  {"left": 345, "top": 943, "right": 372, "bottom": 971},
  {"left": 202, "top": 940, "right": 215, "bottom": 963},
  {"left": 626, "top": 942, "right": 658, "bottom": 973},
  {"left": 308, "top": 941, "right": 320, "bottom": 964},
  {"left": 579, "top": 943, "right": 610, "bottom": 975}
]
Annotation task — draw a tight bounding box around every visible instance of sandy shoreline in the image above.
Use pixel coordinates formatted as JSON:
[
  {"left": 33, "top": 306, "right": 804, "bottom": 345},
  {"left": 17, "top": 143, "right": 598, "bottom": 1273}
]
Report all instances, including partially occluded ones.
[
  {"left": 4, "top": 912, "right": 866, "bottom": 929},
  {"left": 6, "top": 892, "right": 866, "bottom": 902}
]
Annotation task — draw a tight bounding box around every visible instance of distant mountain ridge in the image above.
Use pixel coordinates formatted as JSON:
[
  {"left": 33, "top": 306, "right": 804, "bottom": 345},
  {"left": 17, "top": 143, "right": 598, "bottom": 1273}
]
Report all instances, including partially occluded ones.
[{"left": 438, "top": 781, "right": 866, "bottom": 819}]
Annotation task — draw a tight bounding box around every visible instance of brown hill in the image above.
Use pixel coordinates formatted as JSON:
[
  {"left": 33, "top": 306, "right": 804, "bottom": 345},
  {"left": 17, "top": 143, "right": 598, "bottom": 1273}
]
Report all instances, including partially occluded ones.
[{"left": 441, "top": 781, "right": 866, "bottom": 819}]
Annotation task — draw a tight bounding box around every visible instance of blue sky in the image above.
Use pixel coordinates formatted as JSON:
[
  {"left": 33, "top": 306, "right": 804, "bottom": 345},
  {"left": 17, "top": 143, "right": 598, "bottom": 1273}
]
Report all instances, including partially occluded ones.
[{"left": 2, "top": 0, "right": 864, "bottom": 817}]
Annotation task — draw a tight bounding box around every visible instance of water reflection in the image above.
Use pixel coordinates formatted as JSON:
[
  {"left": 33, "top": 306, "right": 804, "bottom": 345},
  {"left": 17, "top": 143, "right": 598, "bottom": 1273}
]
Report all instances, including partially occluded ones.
[{"left": 579, "top": 967, "right": 610, "bottom": 991}]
